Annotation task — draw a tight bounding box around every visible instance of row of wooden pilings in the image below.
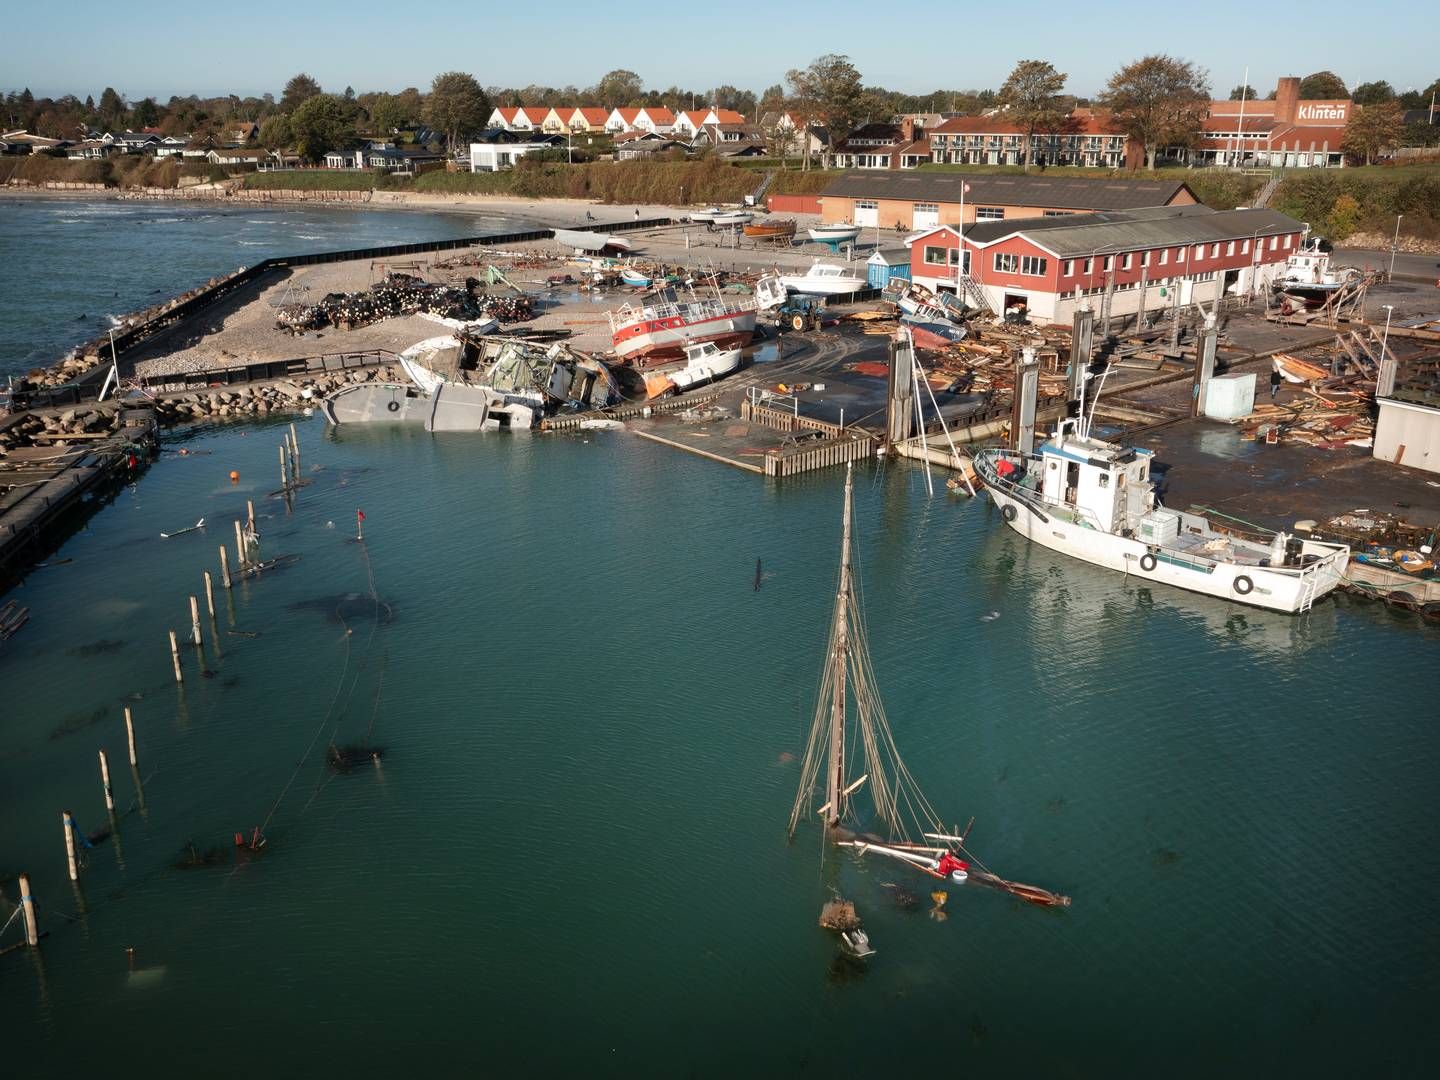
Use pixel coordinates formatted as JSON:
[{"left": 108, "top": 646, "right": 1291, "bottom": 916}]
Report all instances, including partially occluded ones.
[
  {"left": 9, "top": 422, "right": 308, "bottom": 954},
  {"left": 762, "top": 432, "right": 877, "bottom": 479}
]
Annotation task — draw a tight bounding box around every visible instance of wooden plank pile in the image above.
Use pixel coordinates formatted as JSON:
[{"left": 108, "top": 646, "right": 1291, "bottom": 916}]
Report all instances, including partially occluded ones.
[
  {"left": 1238, "top": 383, "right": 1375, "bottom": 448},
  {"left": 274, "top": 273, "right": 480, "bottom": 334}
]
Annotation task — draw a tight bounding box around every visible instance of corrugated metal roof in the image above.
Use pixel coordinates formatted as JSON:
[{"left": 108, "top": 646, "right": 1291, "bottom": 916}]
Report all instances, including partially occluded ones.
[
  {"left": 971, "top": 206, "right": 1304, "bottom": 257},
  {"left": 822, "top": 171, "right": 1193, "bottom": 210}
]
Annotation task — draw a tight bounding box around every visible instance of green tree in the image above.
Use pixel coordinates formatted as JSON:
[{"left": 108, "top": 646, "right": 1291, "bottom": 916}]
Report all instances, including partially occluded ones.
[
  {"left": 594, "top": 69, "right": 644, "bottom": 107},
  {"left": 425, "top": 71, "right": 489, "bottom": 152},
  {"left": 1100, "top": 54, "right": 1210, "bottom": 169},
  {"left": 998, "top": 59, "right": 1068, "bottom": 170},
  {"left": 131, "top": 97, "right": 160, "bottom": 128},
  {"left": 1352, "top": 80, "right": 1395, "bottom": 105},
  {"left": 370, "top": 93, "right": 410, "bottom": 134},
  {"left": 98, "top": 87, "right": 125, "bottom": 128},
  {"left": 1298, "top": 71, "right": 1348, "bottom": 99},
  {"left": 1228, "top": 84, "right": 1257, "bottom": 101},
  {"left": 280, "top": 73, "right": 322, "bottom": 114},
  {"left": 259, "top": 114, "right": 294, "bottom": 149},
  {"left": 1324, "top": 194, "right": 1360, "bottom": 241},
  {"left": 790, "top": 54, "right": 865, "bottom": 168},
  {"left": 1341, "top": 100, "right": 1403, "bottom": 164},
  {"left": 290, "top": 93, "right": 350, "bottom": 162}
]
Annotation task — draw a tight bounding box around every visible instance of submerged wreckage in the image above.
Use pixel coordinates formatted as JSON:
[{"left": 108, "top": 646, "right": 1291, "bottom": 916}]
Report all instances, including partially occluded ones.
[{"left": 321, "top": 332, "right": 621, "bottom": 432}]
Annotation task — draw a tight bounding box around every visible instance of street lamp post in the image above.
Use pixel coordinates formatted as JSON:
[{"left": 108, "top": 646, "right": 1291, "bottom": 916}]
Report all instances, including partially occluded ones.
[
  {"left": 1389, "top": 214, "right": 1402, "bottom": 278},
  {"left": 1381, "top": 303, "right": 1394, "bottom": 360}
]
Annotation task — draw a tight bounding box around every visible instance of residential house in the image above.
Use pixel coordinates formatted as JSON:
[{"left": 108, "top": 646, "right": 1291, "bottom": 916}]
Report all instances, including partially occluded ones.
[
  {"left": 206, "top": 148, "right": 268, "bottom": 167},
  {"left": 605, "top": 107, "right": 675, "bottom": 135},
  {"left": 928, "top": 111, "right": 1139, "bottom": 169},
  {"left": 364, "top": 146, "right": 445, "bottom": 174},
  {"left": 486, "top": 106, "right": 544, "bottom": 132},
  {"left": 673, "top": 108, "right": 747, "bottom": 137},
  {"left": 66, "top": 139, "right": 118, "bottom": 160},
  {"left": 566, "top": 107, "right": 609, "bottom": 133},
  {"left": 152, "top": 136, "right": 190, "bottom": 159},
  {"left": 830, "top": 119, "right": 930, "bottom": 170},
  {"left": 105, "top": 130, "right": 160, "bottom": 153},
  {"left": 324, "top": 148, "right": 365, "bottom": 169},
  {"left": 226, "top": 122, "right": 259, "bottom": 146},
  {"left": 691, "top": 122, "right": 767, "bottom": 158},
  {"left": 615, "top": 136, "right": 688, "bottom": 161},
  {"left": 258, "top": 149, "right": 302, "bottom": 171},
  {"left": 469, "top": 130, "right": 564, "bottom": 171},
  {"left": 0, "top": 130, "right": 67, "bottom": 154},
  {"left": 539, "top": 109, "right": 570, "bottom": 135},
  {"left": 903, "top": 205, "right": 1302, "bottom": 324}
]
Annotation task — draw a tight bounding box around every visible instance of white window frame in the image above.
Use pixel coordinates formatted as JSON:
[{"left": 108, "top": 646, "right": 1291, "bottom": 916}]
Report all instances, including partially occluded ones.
[
  {"left": 1122, "top": 253, "right": 1133, "bottom": 270},
  {"left": 1270, "top": 235, "right": 1279, "bottom": 251},
  {"left": 923, "top": 245, "right": 950, "bottom": 266},
  {"left": 975, "top": 206, "right": 1004, "bottom": 221},
  {"left": 1283, "top": 234, "right": 1292, "bottom": 249},
  {"left": 1210, "top": 243, "right": 1220, "bottom": 257},
  {"left": 1226, "top": 241, "right": 1235, "bottom": 256},
  {"left": 1158, "top": 249, "right": 1168, "bottom": 265},
  {"left": 1020, "top": 255, "right": 1048, "bottom": 277},
  {"left": 1241, "top": 239, "right": 1250, "bottom": 254},
  {"left": 1062, "top": 259, "right": 1074, "bottom": 276},
  {"left": 994, "top": 252, "right": 1019, "bottom": 273}
]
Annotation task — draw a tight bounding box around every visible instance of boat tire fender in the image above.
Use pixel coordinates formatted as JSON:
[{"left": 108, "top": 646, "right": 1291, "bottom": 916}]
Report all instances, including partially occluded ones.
[
  {"left": 1139, "top": 552, "right": 1157, "bottom": 572},
  {"left": 1233, "top": 574, "right": 1254, "bottom": 596},
  {"left": 1001, "top": 503, "right": 1018, "bottom": 523},
  {"left": 387, "top": 400, "right": 400, "bottom": 413}
]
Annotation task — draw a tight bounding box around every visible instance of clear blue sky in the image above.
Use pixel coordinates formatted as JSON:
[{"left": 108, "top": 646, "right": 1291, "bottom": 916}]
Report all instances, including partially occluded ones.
[{"left": 6, "top": 0, "right": 1433, "bottom": 102}]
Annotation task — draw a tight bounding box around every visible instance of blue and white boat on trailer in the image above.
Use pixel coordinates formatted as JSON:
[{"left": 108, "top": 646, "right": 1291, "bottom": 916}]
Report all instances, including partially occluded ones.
[{"left": 974, "top": 424, "right": 1348, "bottom": 614}]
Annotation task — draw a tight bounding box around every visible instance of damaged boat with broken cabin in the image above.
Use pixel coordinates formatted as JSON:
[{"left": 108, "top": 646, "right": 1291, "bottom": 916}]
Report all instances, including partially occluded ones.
[{"left": 321, "top": 332, "right": 621, "bottom": 431}]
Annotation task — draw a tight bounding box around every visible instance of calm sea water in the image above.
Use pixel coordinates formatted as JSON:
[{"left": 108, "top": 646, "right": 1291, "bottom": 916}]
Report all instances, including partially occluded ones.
[
  {"left": 0, "top": 197, "right": 542, "bottom": 379},
  {"left": 2, "top": 205, "right": 1439, "bottom": 1077}
]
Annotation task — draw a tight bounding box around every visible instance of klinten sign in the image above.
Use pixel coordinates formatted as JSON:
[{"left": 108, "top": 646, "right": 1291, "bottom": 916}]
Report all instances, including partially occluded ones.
[{"left": 1297, "top": 103, "right": 1349, "bottom": 122}]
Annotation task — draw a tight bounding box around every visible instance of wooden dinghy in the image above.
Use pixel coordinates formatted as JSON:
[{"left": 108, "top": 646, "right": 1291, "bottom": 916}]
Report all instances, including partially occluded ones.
[{"left": 743, "top": 218, "right": 797, "bottom": 239}]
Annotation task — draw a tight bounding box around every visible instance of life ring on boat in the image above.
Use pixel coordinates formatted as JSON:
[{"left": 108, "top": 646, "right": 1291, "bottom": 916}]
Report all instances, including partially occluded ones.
[
  {"left": 1001, "top": 503, "right": 1018, "bottom": 523},
  {"left": 387, "top": 400, "right": 400, "bottom": 413},
  {"left": 1139, "top": 553, "right": 1157, "bottom": 572},
  {"left": 950, "top": 870, "right": 969, "bottom": 884},
  {"left": 1233, "top": 574, "right": 1254, "bottom": 595},
  {"left": 1394, "top": 550, "right": 1433, "bottom": 573}
]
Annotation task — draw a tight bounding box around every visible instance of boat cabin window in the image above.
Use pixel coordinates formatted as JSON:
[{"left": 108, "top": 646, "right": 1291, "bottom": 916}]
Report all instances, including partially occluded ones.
[{"left": 1098, "top": 473, "right": 1109, "bottom": 488}]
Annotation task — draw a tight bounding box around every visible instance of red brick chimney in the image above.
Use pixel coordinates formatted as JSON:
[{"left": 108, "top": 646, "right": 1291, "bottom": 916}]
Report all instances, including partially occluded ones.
[
  {"left": 900, "top": 117, "right": 916, "bottom": 143},
  {"left": 1274, "top": 77, "right": 1300, "bottom": 125}
]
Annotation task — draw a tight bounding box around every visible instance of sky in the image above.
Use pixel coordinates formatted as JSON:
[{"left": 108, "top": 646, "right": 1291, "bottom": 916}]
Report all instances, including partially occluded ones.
[{"left": 5, "top": 0, "right": 1434, "bottom": 103}]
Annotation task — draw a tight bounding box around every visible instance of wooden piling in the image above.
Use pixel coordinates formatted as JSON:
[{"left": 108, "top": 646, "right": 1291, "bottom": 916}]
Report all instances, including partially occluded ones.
[
  {"left": 168, "top": 630, "right": 183, "bottom": 683},
  {"left": 235, "top": 519, "right": 247, "bottom": 569},
  {"left": 189, "top": 595, "right": 202, "bottom": 646},
  {"left": 62, "top": 811, "right": 78, "bottom": 881},
  {"left": 279, "top": 445, "right": 289, "bottom": 490},
  {"left": 124, "top": 707, "right": 138, "bottom": 768},
  {"left": 18, "top": 873, "right": 38, "bottom": 946},
  {"left": 289, "top": 422, "right": 301, "bottom": 474},
  {"left": 219, "top": 545, "right": 232, "bottom": 589},
  {"left": 99, "top": 749, "right": 114, "bottom": 812},
  {"left": 204, "top": 571, "right": 216, "bottom": 618},
  {"left": 246, "top": 499, "right": 255, "bottom": 531}
]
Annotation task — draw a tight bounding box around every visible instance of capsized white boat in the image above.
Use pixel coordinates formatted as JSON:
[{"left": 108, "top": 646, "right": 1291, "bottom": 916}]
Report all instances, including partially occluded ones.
[
  {"left": 320, "top": 381, "right": 522, "bottom": 431},
  {"left": 669, "top": 340, "right": 742, "bottom": 391},
  {"left": 974, "top": 420, "right": 1349, "bottom": 613},
  {"left": 776, "top": 262, "right": 867, "bottom": 296}
]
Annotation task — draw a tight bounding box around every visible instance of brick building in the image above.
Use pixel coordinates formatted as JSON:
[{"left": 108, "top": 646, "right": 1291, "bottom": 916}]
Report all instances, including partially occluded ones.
[
  {"left": 1175, "top": 77, "right": 1352, "bottom": 168},
  {"left": 905, "top": 205, "right": 1305, "bottom": 324},
  {"left": 819, "top": 172, "right": 1196, "bottom": 232}
]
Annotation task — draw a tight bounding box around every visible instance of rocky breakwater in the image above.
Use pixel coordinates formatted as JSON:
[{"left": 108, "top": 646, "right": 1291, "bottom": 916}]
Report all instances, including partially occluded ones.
[
  {"left": 149, "top": 365, "right": 406, "bottom": 426},
  {"left": 0, "top": 404, "right": 127, "bottom": 455}
]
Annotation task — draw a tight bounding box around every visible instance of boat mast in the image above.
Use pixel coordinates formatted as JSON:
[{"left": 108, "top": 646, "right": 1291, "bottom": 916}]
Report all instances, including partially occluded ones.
[{"left": 826, "top": 465, "right": 854, "bottom": 829}]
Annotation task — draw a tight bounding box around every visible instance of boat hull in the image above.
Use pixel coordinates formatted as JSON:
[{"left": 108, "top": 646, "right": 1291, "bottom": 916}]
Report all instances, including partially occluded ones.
[
  {"left": 982, "top": 484, "right": 1347, "bottom": 614},
  {"left": 902, "top": 317, "right": 965, "bottom": 350},
  {"left": 613, "top": 309, "right": 757, "bottom": 366},
  {"left": 808, "top": 226, "right": 861, "bottom": 243}
]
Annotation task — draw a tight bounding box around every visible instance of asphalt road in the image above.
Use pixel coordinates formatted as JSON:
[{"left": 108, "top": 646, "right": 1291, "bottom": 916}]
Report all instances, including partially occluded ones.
[{"left": 1335, "top": 247, "right": 1440, "bottom": 283}]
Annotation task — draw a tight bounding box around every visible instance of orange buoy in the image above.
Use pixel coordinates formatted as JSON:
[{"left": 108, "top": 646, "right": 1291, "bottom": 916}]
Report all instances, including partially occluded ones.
[{"left": 229, "top": 470, "right": 240, "bottom": 483}]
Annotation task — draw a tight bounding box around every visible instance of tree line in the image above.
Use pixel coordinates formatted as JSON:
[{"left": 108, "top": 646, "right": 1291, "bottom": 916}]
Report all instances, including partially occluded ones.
[{"left": 6, "top": 62, "right": 1438, "bottom": 167}]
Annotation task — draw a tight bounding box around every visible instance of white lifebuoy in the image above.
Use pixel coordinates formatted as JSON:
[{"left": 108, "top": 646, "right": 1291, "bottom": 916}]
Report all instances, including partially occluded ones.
[
  {"left": 1139, "top": 552, "right": 1157, "bottom": 572},
  {"left": 1234, "top": 574, "right": 1254, "bottom": 595},
  {"left": 1001, "top": 503, "right": 1018, "bottom": 523},
  {"left": 950, "top": 870, "right": 969, "bottom": 884}
]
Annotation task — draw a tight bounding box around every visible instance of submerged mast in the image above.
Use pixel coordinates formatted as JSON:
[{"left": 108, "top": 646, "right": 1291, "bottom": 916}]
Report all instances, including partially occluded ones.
[{"left": 825, "top": 466, "right": 854, "bottom": 829}]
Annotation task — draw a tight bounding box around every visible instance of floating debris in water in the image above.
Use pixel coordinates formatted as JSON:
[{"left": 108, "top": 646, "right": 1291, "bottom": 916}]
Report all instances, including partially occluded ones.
[
  {"left": 172, "top": 842, "right": 228, "bottom": 869},
  {"left": 882, "top": 883, "right": 921, "bottom": 911},
  {"left": 49, "top": 705, "right": 110, "bottom": 741},
  {"left": 286, "top": 593, "right": 395, "bottom": 624},
  {"left": 929, "top": 890, "right": 949, "bottom": 922},
  {"left": 327, "top": 745, "right": 385, "bottom": 773},
  {"left": 819, "top": 899, "right": 861, "bottom": 932},
  {"left": 67, "top": 639, "right": 127, "bottom": 658},
  {"left": 979, "top": 610, "right": 1001, "bottom": 622}
]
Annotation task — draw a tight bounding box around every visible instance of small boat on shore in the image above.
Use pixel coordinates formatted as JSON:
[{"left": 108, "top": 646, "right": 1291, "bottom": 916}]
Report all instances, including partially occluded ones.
[
  {"left": 974, "top": 418, "right": 1350, "bottom": 613},
  {"left": 687, "top": 207, "right": 731, "bottom": 223},
  {"left": 710, "top": 211, "right": 753, "bottom": 227},
  {"left": 900, "top": 314, "right": 966, "bottom": 350},
  {"left": 1272, "top": 353, "right": 1330, "bottom": 384},
  {"left": 1274, "top": 237, "right": 1359, "bottom": 306},
  {"left": 776, "top": 262, "right": 867, "bottom": 296},
  {"left": 743, "top": 218, "right": 796, "bottom": 239},
  {"left": 808, "top": 223, "right": 861, "bottom": 244},
  {"left": 608, "top": 285, "right": 763, "bottom": 367},
  {"left": 670, "top": 340, "right": 742, "bottom": 391},
  {"left": 620, "top": 268, "right": 653, "bottom": 288}
]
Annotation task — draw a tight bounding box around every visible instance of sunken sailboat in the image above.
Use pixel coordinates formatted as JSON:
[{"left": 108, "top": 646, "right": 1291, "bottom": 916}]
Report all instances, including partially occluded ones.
[{"left": 789, "top": 466, "right": 1069, "bottom": 907}]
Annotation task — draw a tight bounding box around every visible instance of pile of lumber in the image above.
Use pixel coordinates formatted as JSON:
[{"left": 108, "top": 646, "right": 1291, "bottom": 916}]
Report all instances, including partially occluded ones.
[{"left": 1238, "top": 384, "right": 1375, "bottom": 449}]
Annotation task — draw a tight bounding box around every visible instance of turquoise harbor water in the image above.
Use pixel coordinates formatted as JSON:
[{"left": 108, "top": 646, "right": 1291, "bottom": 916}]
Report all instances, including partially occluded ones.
[{"left": 2, "top": 203, "right": 1439, "bottom": 1076}]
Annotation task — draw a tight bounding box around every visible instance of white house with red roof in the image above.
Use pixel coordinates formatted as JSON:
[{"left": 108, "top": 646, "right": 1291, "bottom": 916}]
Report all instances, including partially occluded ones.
[
  {"left": 673, "top": 108, "right": 747, "bottom": 137},
  {"left": 566, "top": 107, "right": 609, "bottom": 133},
  {"left": 487, "top": 106, "right": 545, "bottom": 132},
  {"left": 605, "top": 107, "right": 675, "bottom": 134}
]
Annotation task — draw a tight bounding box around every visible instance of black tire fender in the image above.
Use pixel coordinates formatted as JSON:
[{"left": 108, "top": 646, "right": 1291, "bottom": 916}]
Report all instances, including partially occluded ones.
[
  {"left": 387, "top": 400, "right": 400, "bottom": 413},
  {"left": 1001, "top": 503, "right": 1018, "bottom": 523},
  {"left": 1233, "top": 574, "right": 1254, "bottom": 595},
  {"left": 1139, "top": 552, "right": 1157, "bottom": 572}
]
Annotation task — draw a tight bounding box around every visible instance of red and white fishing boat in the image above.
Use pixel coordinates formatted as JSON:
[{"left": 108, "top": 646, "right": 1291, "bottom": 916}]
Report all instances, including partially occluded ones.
[{"left": 608, "top": 287, "right": 760, "bottom": 367}]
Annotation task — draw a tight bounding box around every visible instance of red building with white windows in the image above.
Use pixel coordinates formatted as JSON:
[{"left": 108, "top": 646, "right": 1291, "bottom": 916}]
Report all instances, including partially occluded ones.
[{"left": 905, "top": 206, "right": 1306, "bottom": 324}]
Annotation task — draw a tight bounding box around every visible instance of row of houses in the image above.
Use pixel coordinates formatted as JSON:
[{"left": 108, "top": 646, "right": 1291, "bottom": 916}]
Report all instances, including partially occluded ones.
[{"left": 486, "top": 105, "right": 762, "bottom": 137}]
